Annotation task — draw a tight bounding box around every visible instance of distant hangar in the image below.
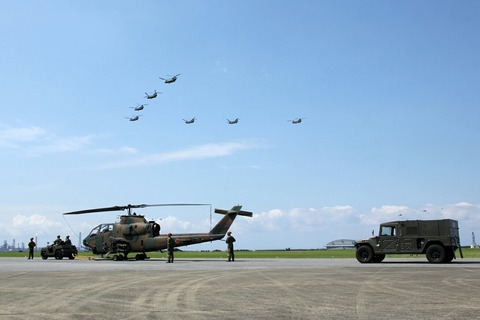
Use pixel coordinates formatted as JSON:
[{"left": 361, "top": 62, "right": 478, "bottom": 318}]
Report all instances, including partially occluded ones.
[{"left": 325, "top": 239, "right": 356, "bottom": 250}]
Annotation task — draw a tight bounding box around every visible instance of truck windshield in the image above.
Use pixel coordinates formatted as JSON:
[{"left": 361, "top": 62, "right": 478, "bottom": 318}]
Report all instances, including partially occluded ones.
[{"left": 381, "top": 226, "right": 396, "bottom": 236}]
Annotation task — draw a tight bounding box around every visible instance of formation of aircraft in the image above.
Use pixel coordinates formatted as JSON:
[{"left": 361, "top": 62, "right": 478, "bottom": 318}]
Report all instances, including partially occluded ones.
[{"left": 124, "top": 73, "right": 305, "bottom": 125}]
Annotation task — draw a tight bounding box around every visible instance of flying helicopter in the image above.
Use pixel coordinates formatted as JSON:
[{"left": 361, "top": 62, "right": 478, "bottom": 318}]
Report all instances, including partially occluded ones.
[
  {"left": 63, "top": 203, "right": 252, "bottom": 261},
  {"left": 159, "top": 74, "right": 180, "bottom": 84},
  {"left": 125, "top": 115, "right": 142, "bottom": 121},
  {"left": 227, "top": 118, "right": 239, "bottom": 124},
  {"left": 183, "top": 117, "right": 196, "bottom": 124},
  {"left": 289, "top": 118, "right": 305, "bottom": 124},
  {"left": 130, "top": 104, "right": 148, "bottom": 111},
  {"left": 145, "top": 90, "right": 161, "bottom": 99}
]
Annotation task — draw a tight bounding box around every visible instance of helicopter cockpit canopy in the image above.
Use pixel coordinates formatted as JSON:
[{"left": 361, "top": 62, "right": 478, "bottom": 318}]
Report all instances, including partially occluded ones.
[{"left": 88, "top": 223, "right": 114, "bottom": 237}]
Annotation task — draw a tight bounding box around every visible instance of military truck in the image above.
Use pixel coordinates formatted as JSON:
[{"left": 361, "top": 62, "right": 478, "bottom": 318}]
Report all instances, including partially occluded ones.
[
  {"left": 40, "top": 243, "right": 78, "bottom": 260},
  {"left": 355, "top": 219, "right": 463, "bottom": 263}
]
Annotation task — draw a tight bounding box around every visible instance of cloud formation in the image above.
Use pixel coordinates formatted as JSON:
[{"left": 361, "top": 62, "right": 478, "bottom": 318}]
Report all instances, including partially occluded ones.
[
  {"left": 3, "top": 202, "right": 479, "bottom": 250},
  {"left": 0, "top": 126, "right": 47, "bottom": 148},
  {"left": 99, "top": 140, "right": 261, "bottom": 169},
  {"left": 0, "top": 125, "right": 94, "bottom": 156}
]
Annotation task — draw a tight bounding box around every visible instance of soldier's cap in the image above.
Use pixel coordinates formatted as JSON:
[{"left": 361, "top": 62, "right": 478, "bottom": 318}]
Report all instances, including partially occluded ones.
[
  {"left": 66, "top": 235, "right": 70, "bottom": 238},
  {"left": 57, "top": 235, "right": 61, "bottom": 238},
  {"left": 227, "top": 231, "right": 232, "bottom": 235},
  {"left": 30, "top": 238, "right": 34, "bottom": 240},
  {"left": 167, "top": 233, "right": 172, "bottom": 236}
]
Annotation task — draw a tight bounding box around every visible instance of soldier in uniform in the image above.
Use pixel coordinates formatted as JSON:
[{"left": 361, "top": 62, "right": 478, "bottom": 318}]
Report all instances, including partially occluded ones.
[
  {"left": 28, "top": 237, "right": 36, "bottom": 259},
  {"left": 225, "top": 231, "right": 236, "bottom": 262},
  {"left": 54, "top": 235, "right": 63, "bottom": 245},
  {"left": 166, "top": 233, "right": 174, "bottom": 263},
  {"left": 64, "top": 235, "right": 72, "bottom": 245}
]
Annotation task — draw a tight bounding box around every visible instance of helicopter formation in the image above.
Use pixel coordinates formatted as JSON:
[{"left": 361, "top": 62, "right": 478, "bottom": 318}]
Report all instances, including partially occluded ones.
[
  {"left": 64, "top": 203, "right": 252, "bottom": 260},
  {"left": 125, "top": 73, "right": 304, "bottom": 125}
]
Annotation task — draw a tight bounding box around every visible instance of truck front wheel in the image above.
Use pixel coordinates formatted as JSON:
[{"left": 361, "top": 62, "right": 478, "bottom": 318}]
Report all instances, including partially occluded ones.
[
  {"left": 356, "top": 246, "right": 374, "bottom": 263},
  {"left": 426, "top": 244, "right": 446, "bottom": 263}
]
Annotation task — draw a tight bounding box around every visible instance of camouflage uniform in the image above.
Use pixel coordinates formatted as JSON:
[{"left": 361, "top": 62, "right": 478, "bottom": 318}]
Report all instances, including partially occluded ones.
[
  {"left": 28, "top": 238, "right": 36, "bottom": 259},
  {"left": 54, "top": 235, "right": 63, "bottom": 245},
  {"left": 166, "top": 234, "right": 174, "bottom": 263},
  {"left": 64, "top": 236, "right": 72, "bottom": 245},
  {"left": 225, "top": 232, "right": 236, "bottom": 261}
]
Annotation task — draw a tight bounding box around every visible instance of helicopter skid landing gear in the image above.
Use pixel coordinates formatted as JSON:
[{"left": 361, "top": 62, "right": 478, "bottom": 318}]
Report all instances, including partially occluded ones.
[
  {"left": 135, "top": 253, "right": 148, "bottom": 260},
  {"left": 112, "top": 254, "right": 128, "bottom": 261}
]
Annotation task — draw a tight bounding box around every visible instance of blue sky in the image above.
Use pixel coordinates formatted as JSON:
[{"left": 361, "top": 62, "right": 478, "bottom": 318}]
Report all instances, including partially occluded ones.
[{"left": 1, "top": 1, "right": 480, "bottom": 250}]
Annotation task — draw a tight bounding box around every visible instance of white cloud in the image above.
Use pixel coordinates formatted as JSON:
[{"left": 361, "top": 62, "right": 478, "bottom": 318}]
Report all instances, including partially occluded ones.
[
  {"left": 157, "top": 215, "right": 211, "bottom": 234},
  {"left": 1, "top": 214, "right": 61, "bottom": 239},
  {"left": 99, "top": 140, "right": 261, "bottom": 169},
  {"left": 442, "top": 202, "right": 480, "bottom": 222},
  {"left": 360, "top": 205, "right": 411, "bottom": 225},
  {"left": 0, "top": 126, "right": 48, "bottom": 147},
  {"left": 28, "top": 135, "right": 94, "bottom": 155},
  {"left": 0, "top": 125, "right": 96, "bottom": 156},
  {"left": 95, "top": 146, "right": 138, "bottom": 155}
]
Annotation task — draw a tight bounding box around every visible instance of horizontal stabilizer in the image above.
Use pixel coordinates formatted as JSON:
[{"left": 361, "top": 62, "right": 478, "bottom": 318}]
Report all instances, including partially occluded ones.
[{"left": 215, "top": 207, "right": 253, "bottom": 217}]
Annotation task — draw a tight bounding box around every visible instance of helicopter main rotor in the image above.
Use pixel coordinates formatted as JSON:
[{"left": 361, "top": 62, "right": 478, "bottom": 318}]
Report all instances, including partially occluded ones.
[{"left": 63, "top": 203, "right": 211, "bottom": 215}]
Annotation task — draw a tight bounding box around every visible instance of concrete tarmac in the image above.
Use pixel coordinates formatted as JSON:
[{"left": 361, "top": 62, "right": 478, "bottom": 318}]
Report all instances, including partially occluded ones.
[{"left": 1, "top": 257, "right": 480, "bottom": 320}]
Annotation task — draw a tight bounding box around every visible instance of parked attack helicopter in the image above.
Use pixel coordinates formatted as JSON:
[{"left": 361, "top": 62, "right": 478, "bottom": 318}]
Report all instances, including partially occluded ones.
[
  {"left": 183, "top": 117, "right": 196, "bottom": 124},
  {"left": 63, "top": 204, "right": 252, "bottom": 260},
  {"left": 160, "top": 74, "right": 180, "bottom": 84},
  {"left": 227, "top": 118, "right": 239, "bottom": 124},
  {"left": 130, "top": 104, "right": 147, "bottom": 111},
  {"left": 145, "top": 90, "right": 161, "bottom": 99}
]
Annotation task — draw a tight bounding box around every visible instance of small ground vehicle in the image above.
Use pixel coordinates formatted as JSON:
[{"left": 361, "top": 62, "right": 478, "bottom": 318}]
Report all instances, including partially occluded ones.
[
  {"left": 355, "top": 219, "right": 463, "bottom": 263},
  {"left": 40, "top": 243, "right": 78, "bottom": 260}
]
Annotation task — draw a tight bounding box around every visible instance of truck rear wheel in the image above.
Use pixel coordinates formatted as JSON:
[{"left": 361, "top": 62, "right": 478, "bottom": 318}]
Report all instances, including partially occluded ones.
[
  {"left": 426, "top": 244, "right": 446, "bottom": 263},
  {"left": 356, "top": 246, "right": 374, "bottom": 263}
]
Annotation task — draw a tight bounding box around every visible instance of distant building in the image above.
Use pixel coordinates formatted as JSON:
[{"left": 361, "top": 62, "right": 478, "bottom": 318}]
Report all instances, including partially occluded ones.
[{"left": 325, "top": 239, "right": 356, "bottom": 250}]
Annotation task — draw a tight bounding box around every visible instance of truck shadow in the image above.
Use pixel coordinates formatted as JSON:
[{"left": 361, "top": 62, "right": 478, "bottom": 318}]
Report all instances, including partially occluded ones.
[{"left": 380, "top": 260, "right": 480, "bottom": 265}]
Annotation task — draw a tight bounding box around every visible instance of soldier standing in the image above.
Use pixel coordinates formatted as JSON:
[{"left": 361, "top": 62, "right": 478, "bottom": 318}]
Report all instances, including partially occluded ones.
[
  {"left": 225, "top": 231, "right": 236, "bottom": 262},
  {"left": 28, "top": 238, "right": 36, "bottom": 259},
  {"left": 166, "top": 233, "right": 174, "bottom": 263}
]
